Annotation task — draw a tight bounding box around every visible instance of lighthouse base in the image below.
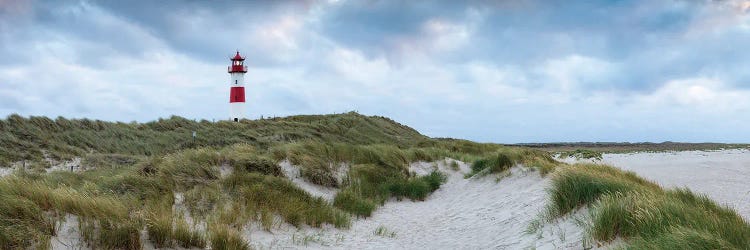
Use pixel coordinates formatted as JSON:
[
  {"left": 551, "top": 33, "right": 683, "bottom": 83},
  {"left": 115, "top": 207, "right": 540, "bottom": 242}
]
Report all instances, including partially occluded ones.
[{"left": 230, "top": 102, "right": 245, "bottom": 122}]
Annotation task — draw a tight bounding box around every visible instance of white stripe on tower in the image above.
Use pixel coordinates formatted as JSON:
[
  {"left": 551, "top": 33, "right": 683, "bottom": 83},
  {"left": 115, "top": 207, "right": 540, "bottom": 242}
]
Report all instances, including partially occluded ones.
[{"left": 228, "top": 51, "right": 248, "bottom": 122}]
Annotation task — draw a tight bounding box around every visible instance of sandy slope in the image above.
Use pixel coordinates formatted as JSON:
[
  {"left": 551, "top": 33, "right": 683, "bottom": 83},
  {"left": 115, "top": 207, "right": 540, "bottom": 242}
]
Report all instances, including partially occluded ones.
[
  {"left": 28, "top": 150, "right": 749, "bottom": 249},
  {"left": 601, "top": 149, "right": 750, "bottom": 220},
  {"left": 246, "top": 160, "right": 592, "bottom": 250}
]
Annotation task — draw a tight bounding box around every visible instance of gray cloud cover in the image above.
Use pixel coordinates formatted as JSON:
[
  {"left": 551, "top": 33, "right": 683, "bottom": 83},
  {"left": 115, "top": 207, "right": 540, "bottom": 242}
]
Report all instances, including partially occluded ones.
[{"left": 1, "top": 0, "right": 750, "bottom": 143}]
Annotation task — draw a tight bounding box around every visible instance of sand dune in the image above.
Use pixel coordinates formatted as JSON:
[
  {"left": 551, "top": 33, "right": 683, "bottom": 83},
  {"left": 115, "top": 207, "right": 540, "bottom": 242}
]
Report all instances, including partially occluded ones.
[
  {"left": 601, "top": 149, "right": 750, "bottom": 220},
  {"left": 22, "top": 150, "right": 750, "bottom": 249},
  {"left": 246, "top": 160, "right": 592, "bottom": 249}
]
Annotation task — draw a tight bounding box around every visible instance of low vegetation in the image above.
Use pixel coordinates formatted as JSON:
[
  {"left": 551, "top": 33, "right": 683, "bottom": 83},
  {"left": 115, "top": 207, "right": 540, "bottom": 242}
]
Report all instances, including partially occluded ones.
[
  {"left": 520, "top": 141, "right": 750, "bottom": 154},
  {"left": 557, "top": 149, "right": 603, "bottom": 160},
  {"left": 0, "top": 112, "right": 426, "bottom": 166},
  {"left": 0, "top": 113, "right": 510, "bottom": 248},
  {"left": 208, "top": 224, "right": 249, "bottom": 250},
  {"left": 1, "top": 112, "right": 744, "bottom": 249},
  {"left": 467, "top": 148, "right": 559, "bottom": 177},
  {"left": 545, "top": 164, "right": 750, "bottom": 249}
]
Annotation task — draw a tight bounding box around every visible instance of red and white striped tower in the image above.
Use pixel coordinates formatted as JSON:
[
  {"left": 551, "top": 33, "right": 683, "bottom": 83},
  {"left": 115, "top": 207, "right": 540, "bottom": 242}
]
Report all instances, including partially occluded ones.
[{"left": 228, "top": 51, "right": 247, "bottom": 122}]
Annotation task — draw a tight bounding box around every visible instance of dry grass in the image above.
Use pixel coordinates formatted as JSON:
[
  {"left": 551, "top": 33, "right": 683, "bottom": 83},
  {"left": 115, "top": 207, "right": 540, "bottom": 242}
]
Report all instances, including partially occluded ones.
[
  {"left": 208, "top": 224, "right": 250, "bottom": 250},
  {"left": 0, "top": 112, "right": 620, "bottom": 248},
  {"left": 0, "top": 112, "right": 428, "bottom": 166},
  {"left": 545, "top": 164, "right": 750, "bottom": 249}
]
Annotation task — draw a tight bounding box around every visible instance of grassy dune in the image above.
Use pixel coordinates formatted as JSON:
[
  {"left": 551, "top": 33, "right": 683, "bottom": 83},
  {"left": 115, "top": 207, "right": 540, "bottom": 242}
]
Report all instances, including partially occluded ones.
[
  {"left": 0, "top": 112, "right": 511, "bottom": 248},
  {"left": 547, "top": 164, "right": 750, "bottom": 249},
  {"left": 0, "top": 112, "right": 426, "bottom": 166},
  {"left": 0, "top": 112, "right": 747, "bottom": 249}
]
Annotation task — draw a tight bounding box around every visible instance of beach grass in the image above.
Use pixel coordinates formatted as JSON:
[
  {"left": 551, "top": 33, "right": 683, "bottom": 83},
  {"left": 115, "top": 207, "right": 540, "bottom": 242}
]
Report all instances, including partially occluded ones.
[
  {"left": 546, "top": 163, "right": 750, "bottom": 249},
  {"left": 208, "top": 223, "right": 250, "bottom": 250},
  {"left": 3, "top": 112, "right": 742, "bottom": 249}
]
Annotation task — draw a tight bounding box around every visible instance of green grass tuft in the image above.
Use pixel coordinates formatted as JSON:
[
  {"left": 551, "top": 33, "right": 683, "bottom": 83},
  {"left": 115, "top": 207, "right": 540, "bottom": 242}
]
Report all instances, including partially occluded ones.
[
  {"left": 174, "top": 218, "right": 207, "bottom": 248},
  {"left": 333, "top": 189, "right": 378, "bottom": 217},
  {"left": 145, "top": 209, "right": 174, "bottom": 248},
  {"left": 470, "top": 153, "right": 514, "bottom": 176},
  {"left": 222, "top": 171, "right": 350, "bottom": 228},
  {"left": 547, "top": 163, "right": 660, "bottom": 217},
  {"left": 545, "top": 164, "right": 750, "bottom": 249},
  {"left": 209, "top": 224, "right": 250, "bottom": 250},
  {"left": 334, "top": 164, "right": 447, "bottom": 216}
]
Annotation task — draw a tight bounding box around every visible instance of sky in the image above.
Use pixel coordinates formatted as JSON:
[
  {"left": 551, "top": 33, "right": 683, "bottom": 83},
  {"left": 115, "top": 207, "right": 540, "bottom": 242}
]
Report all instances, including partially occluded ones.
[{"left": 1, "top": 0, "right": 750, "bottom": 143}]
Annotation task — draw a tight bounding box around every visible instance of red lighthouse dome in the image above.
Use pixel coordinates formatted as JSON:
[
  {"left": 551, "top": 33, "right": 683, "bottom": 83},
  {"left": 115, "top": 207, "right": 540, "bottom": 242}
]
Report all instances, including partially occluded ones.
[{"left": 228, "top": 51, "right": 248, "bottom": 73}]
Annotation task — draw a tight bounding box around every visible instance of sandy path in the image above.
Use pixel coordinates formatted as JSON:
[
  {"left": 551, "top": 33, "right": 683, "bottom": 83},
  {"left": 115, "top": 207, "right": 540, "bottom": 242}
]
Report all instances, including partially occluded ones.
[
  {"left": 246, "top": 160, "right": 592, "bottom": 249},
  {"left": 51, "top": 214, "right": 88, "bottom": 250},
  {"left": 600, "top": 149, "right": 750, "bottom": 220}
]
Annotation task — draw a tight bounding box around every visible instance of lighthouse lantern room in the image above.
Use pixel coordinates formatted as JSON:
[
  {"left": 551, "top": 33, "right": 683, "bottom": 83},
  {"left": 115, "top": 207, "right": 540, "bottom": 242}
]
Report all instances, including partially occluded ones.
[{"left": 228, "top": 51, "right": 248, "bottom": 121}]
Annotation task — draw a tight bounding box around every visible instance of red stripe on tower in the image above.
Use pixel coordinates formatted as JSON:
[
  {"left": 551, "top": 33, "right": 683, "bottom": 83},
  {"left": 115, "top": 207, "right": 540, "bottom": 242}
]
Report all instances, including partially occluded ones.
[{"left": 230, "top": 87, "right": 245, "bottom": 102}]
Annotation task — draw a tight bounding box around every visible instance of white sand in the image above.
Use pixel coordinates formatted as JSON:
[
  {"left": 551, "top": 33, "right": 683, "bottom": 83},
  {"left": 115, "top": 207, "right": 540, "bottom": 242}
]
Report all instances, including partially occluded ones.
[
  {"left": 0, "top": 167, "right": 12, "bottom": 177},
  {"left": 246, "top": 159, "right": 594, "bottom": 249},
  {"left": 35, "top": 150, "right": 750, "bottom": 249},
  {"left": 220, "top": 163, "right": 234, "bottom": 178},
  {"left": 279, "top": 160, "right": 340, "bottom": 202},
  {"left": 51, "top": 214, "right": 89, "bottom": 250},
  {"left": 599, "top": 149, "right": 750, "bottom": 220},
  {"left": 46, "top": 157, "right": 82, "bottom": 173}
]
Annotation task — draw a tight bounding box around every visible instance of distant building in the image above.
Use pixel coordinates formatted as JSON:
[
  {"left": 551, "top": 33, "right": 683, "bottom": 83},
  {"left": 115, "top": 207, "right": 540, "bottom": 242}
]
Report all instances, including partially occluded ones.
[{"left": 228, "top": 51, "right": 248, "bottom": 121}]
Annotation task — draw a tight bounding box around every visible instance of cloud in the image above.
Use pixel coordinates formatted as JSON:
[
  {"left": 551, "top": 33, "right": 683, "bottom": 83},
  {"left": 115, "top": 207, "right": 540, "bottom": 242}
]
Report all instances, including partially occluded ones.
[
  {"left": 1, "top": 0, "right": 750, "bottom": 142},
  {"left": 634, "top": 77, "right": 750, "bottom": 113}
]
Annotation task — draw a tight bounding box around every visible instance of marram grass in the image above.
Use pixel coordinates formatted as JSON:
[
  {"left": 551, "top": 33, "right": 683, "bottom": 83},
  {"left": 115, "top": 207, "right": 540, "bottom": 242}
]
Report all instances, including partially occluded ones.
[
  {"left": 208, "top": 223, "right": 250, "bottom": 250},
  {"left": 0, "top": 112, "right": 427, "bottom": 165},
  {"left": 546, "top": 163, "right": 750, "bottom": 249},
  {"left": 3, "top": 112, "right": 740, "bottom": 249}
]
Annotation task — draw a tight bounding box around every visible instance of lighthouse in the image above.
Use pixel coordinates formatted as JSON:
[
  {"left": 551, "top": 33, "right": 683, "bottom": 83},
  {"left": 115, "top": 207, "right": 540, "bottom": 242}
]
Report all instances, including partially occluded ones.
[{"left": 228, "top": 51, "right": 247, "bottom": 121}]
